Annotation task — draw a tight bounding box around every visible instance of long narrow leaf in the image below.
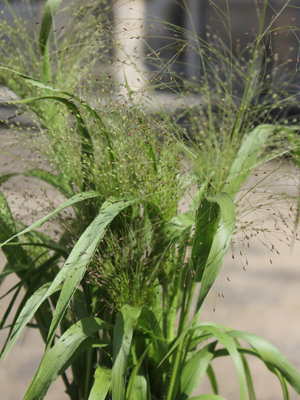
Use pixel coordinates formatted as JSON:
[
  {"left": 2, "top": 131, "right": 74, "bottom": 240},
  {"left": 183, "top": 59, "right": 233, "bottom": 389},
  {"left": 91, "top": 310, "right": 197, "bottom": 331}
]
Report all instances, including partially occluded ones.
[
  {"left": 189, "top": 395, "right": 226, "bottom": 400},
  {"left": 0, "top": 192, "right": 29, "bottom": 270},
  {"left": 24, "top": 317, "right": 108, "bottom": 400},
  {"left": 225, "top": 124, "right": 274, "bottom": 195},
  {"left": 112, "top": 305, "right": 142, "bottom": 400},
  {"left": 197, "top": 193, "right": 235, "bottom": 309},
  {"left": 39, "top": 0, "right": 63, "bottom": 82},
  {"left": 199, "top": 324, "right": 248, "bottom": 400},
  {"left": 158, "top": 194, "right": 235, "bottom": 368},
  {"left": 0, "top": 196, "right": 132, "bottom": 359},
  {"left": 0, "top": 282, "right": 53, "bottom": 359},
  {"left": 1, "top": 191, "right": 99, "bottom": 247},
  {"left": 0, "top": 67, "right": 113, "bottom": 163},
  {"left": 191, "top": 198, "right": 220, "bottom": 282},
  {"left": 46, "top": 198, "right": 136, "bottom": 348},
  {"left": 88, "top": 366, "right": 112, "bottom": 400},
  {"left": 179, "top": 342, "right": 217, "bottom": 400},
  {"left": 227, "top": 330, "right": 300, "bottom": 394},
  {"left": 1, "top": 95, "right": 94, "bottom": 172}
]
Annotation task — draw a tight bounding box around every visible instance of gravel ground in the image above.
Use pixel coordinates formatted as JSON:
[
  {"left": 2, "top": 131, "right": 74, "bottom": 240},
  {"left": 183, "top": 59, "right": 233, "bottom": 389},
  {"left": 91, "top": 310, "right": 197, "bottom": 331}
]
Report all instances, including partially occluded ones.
[{"left": 0, "top": 116, "right": 300, "bottom": 399}]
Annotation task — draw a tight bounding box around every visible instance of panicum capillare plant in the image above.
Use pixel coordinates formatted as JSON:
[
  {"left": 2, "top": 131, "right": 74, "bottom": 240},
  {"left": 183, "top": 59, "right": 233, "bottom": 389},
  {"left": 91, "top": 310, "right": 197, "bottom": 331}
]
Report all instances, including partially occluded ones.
[{"left": 0, "top": 1, "right": 300, "bottom": 399}]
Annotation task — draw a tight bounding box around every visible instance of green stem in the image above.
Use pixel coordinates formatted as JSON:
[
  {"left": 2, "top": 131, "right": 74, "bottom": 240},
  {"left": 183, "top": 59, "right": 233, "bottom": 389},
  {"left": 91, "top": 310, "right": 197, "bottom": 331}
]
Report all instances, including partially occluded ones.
[
  {"left": 166, "top": 340, "right": 184, "bottom": 400},
  {"left": 84, "top": 349, "right": 93, "bottom": 400}
]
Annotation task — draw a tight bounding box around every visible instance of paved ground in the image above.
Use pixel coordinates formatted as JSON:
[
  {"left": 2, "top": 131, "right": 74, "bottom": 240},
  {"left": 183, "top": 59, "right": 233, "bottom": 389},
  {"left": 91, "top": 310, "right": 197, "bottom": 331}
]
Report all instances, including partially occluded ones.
[{"left": 0, "top": 115, "right": 300, "bottom": 399}]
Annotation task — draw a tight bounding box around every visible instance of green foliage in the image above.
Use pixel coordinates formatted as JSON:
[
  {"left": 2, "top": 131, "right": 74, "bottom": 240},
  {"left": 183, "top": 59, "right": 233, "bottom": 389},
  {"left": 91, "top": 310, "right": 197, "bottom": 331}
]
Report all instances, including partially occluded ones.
[{"left": 0, "top": 0, "right": 300, "bottom": 399}]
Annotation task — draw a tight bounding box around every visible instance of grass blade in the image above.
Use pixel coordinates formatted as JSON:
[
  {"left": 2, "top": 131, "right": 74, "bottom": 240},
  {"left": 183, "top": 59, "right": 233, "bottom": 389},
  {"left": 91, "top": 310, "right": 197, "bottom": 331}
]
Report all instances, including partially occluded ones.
[
  {"left": 189, "top": 395, "right": 226, "bottom": 400},
  {"left": 191, "top": 198, "right": 220, "bottom": 282},
  {"left": 39, "top": 0, "right": 63, "bottom": 82},
  {"left": 88, "top": 366, "right": 112, "bottom": 400},
  {"left": 240, "top": 352, "right": 257, "bottom": 400},
  {"left": 1, "top": 282, "right": 52, "bottom": 359},
  {"left": 179, "top": 342, "right": 217, "bottom": 400},
  {"left": 200, "top": 324, "right": 248, "bottom": 400},
  {"left": 1, "top": 191, "right": 99, "bottom": 247},
  {"left": 206, "top": 364, "right": 219, "bottom": 394},
  {"left": 197, "top": 193, "right": 235, "bottom": 309},
  {"left": 0, "top": 66, "right": 114, "bottom": 165},
  {"left": 112, "top": 305, "right": 142, "bottom": 400},
  {"left": 46, "top": 198, "right": 137, "bottom": 348},
  {"left": 225, "top": 124, "right": 274, "bottom": 196},
  {"left": 0, "top": 192, "right": 29, "bottom": 269},
  {"left": 24, "top": 317, "right": 108, "bottom": 400},
  {"left": 228, "top": 330, "right": 300, "bottom": 394},
  {"left": 1, "top": 196, "right": 131, "bottom": 359}
]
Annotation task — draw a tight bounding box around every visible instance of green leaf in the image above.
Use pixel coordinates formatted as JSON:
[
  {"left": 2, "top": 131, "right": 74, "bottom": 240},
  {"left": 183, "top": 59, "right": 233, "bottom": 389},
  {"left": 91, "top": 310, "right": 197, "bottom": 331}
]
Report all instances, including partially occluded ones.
[
  {"left": 189, "top": 395, "right": 226, "bottom": 400},
  {"left": 88, "top": 366, "right": 112, "bottom": 400},
  {"left": 128, "top": 374, "right": 148, "bottom": 400},
  {"left": 137, "top": 306, "right": 168, "bottom": 360},
  {"left": 1, "top": 282, "right": 53, "bottom": 359},
  {"left": 206, "top": 364, "right": 219, "bottom": 394},
  {"left": 24, "top": 317, "right": 107, "bottom": 400},
  {"left": 112, "top": 305, "right": 142, "bottom": 400},
  {"left": 228, "top": 330, "right": 300, "bottom": 394},
  {"left": 0, "top": 192, "right": 29, "bottom": 270},
  {"left": 0, "top": 67, "right": 113, "bottom": 165},
  {"left": 0, "top": 66, "right": 61, "bottom": 92},
  {"left": 1, "top": 95, "right": 95, "bottom": 181},
  {"left": 1, "top": 191, "right": 99, "bottom": 247},
  {"left": 164, "top": 212, "right": 194, "bottom": 239},
  {"left": 39, "top": 0, "right": 62, "bottom": 55},
  {"left": 126, "top": 345, "right": 150, "bottom": 400},
  {"left": 0, "top": 197, "right": 134, "bottom": 359},
  {"left": 273, "top": 368, "right": 290, "bottom": 400},
  {"left": 191, "top": 198, "right": 220, "bottom": 282},
  {"left": 46, "top": 198, "right": 137, "bottom": 348},
  {"left": 240, "top": 352, "right": 257, "bottom": 400},
  {"left": 225, "top": 124, "right": 274, "bottom": 195},
  {"left": 199, "top": 324, "right": 248, "bottom": 400},
  {"left": 197, "top": 193, "right": 235, "bottom": 309},
  {"left": 179, "top": 342, "right": 217, "bottom": 400},
  {"left": 39, "top": 0, "right": 63, "bottom": 82}
]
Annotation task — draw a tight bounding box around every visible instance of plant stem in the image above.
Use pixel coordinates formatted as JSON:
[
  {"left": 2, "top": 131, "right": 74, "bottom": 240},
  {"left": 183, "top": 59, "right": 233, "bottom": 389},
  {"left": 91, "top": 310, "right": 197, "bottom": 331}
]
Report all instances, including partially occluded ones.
[{"left": 84, "top": 349, "right": 93, "bottom": 400}]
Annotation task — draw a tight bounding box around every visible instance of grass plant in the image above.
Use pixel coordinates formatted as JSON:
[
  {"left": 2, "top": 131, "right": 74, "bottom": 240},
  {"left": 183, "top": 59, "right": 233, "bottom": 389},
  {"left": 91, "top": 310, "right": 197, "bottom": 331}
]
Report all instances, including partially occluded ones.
[{"left": 0, "top": 0, "right": 300, "bottom": 399}]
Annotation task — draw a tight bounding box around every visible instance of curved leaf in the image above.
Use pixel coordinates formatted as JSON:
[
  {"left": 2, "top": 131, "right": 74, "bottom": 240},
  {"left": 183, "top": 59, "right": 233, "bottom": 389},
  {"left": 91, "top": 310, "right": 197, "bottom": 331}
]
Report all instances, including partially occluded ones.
[
  {"left": 46, "top": 198, "right": 137, "bottom": 347},
  {"left": 197, "top": 193, "right": 235, "bottom": 309},
  {"left": 199, "top": 324, "right": 248, "bottom": 400},
  {"left": 1, "top": 191, "right": 99, "bottom": 247},
  {"left": 228, "top": 330, "right": 300, "bottom": 394},
  {"left": 0, "top": 172, "right": 19, "bottom": 185},
  {"left": 0, "top": 197, "right": 134, "bottom": 359},
  {"left": 24, "top": 317, "right": 107, "bottom": 400},
  {"left": 224, "top": 124, "right": 274, "bottom": 196},
  {"left": 0, "top": 67, "right": 114, "bottom": 164}
]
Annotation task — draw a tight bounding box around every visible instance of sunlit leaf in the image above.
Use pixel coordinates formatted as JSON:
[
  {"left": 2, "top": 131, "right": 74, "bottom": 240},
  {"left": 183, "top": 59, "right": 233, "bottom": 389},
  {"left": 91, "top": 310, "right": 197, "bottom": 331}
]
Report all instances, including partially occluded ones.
[{"left": 24, "top": 317, "right": 108, "bottom": 400}]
